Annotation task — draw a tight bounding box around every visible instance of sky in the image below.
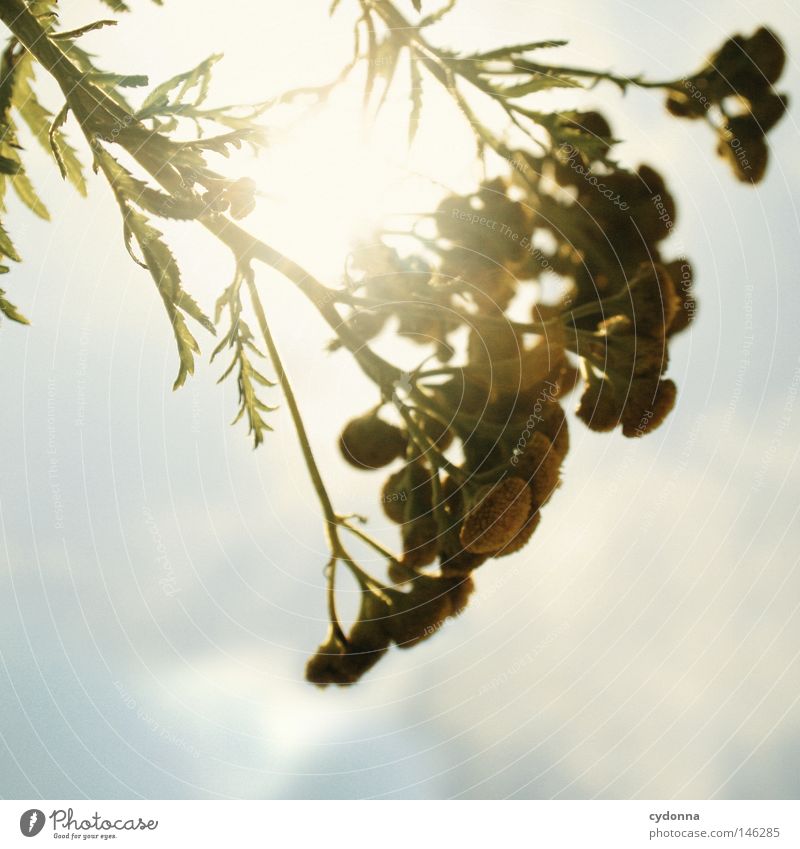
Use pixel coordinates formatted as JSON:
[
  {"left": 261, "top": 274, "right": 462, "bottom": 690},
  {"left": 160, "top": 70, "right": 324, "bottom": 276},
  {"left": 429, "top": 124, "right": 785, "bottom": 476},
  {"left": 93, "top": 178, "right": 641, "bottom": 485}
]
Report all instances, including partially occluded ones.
[{"left": 0, "top": 0, "right": 799, "bottom": 799}]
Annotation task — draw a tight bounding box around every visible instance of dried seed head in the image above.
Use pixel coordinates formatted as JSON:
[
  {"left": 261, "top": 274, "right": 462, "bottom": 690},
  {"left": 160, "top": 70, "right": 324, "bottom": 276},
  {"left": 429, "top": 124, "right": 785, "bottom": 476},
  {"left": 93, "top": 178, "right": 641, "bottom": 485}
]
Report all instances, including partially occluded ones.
[
  {"left": 751, "top": 90, "right": 789, "bottom": 133},
  {"left": 514, "top": 433, "right": 562, "bottom": 506},
  {"left": 306, "top": 592, "right": 392, "bottom": 687},
  {"left": 576, "top": 375, "right": 623, "bottom": 433},
  {"left": 627, "top": 263, "right": 681, "bottom": 338},
  {"left": 717, "top": 116, "right": 769, "bottom": 183},
  {"left": 664, "top": 259, "right": 697, "bottom": 336},
  {"left": 602, "top": 330, "right": 668, "bottom": 377},
  {"left": 339, "top": 412, "right": 407, "bottom": 470},
  {"left": 495, "top": 507, "right": 541, "bottom": 558},
  {"left": 745, "top": 27, "right": 786, "bottom": 86},
  {"left": 401, "top": 515, "right": 440, "bottom": 570},
  {"left": 665, "top": 91, "right": 705, "bottom": 120},
  {"left": 439, "top": 546, "right": 489, "bottom": 575},
  {"left": 460, "top": 477, "right": 532, "bottom": 554},
  {"left": 540, "top": 401, "right": 570, "bottom": 458},
  {"left": 417, "top": 412, "right": 455, "bottom": 451},
  {"left": 305, "top": 632, "right": 348, "bottom": 687},
  {"left": 621, "top": 378, "right": 677, "bottom": 438},
  {"left": 386, "top": 575, "right": 473, "bottom": 648},
  {"left": 381, "top": 467, "right": 409, "bottom": 523}
]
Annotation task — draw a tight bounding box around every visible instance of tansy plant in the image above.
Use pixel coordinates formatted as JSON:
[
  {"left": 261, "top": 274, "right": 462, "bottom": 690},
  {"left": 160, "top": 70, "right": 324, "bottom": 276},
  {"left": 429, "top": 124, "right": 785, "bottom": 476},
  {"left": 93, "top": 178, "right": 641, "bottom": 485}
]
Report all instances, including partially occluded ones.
[{"left": 0, "top": 0, "right": 788, "bottom": 685}]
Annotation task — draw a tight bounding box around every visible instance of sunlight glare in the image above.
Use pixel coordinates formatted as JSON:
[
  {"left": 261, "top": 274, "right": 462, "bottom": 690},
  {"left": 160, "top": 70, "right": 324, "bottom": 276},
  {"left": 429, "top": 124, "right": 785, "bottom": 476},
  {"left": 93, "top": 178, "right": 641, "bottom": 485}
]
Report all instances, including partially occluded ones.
[{"left": 253, "top": 80, "right": 476, "bottom": 283}]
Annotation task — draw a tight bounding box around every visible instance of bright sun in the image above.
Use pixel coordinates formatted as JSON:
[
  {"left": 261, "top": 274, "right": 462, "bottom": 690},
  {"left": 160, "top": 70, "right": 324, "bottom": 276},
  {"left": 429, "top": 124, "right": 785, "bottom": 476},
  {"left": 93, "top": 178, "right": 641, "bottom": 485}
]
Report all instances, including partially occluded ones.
[{"left": 252, "top": 79, "right": 476, "bottom": 282}]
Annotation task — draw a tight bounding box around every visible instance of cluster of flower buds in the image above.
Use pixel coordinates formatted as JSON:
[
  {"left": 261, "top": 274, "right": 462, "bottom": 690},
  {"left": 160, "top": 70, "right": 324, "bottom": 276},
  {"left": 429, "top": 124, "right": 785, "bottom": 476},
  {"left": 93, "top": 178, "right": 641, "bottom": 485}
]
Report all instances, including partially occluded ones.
[
  {"left": 306, "top": 573, "right": 474, "bottom": 685},
  {"left": 665, "top": 27, "right": 788, "bottom": 182},
  {"left": 315, "top": 78, "right": 746, "bottom": 680},
  {"left": 433, "top": 179, "right": 536, "bottom": 310},
  {"left": 317, "top": 158, "right": 698, "bottom": 681},
  {"left": 515, "top": 128, "right": 693, "bottom": 319},
  {"left": 339, "top": 241, "right": 460, "bottom": 361},
  {"left": 570, "top": 265, "right": 679, "bottom": 436}
]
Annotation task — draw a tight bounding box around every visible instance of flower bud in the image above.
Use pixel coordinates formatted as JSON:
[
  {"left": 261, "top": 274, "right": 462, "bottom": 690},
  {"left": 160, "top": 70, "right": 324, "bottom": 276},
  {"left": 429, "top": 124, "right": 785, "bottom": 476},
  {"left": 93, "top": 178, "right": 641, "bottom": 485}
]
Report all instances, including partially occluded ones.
[
  {"left": 401, "top": 515, "right": 440, "bottom": 569},
  {"left": 717, "top": 116, "right": 768, "bottom": 183},
  {"left": 621, "top": 378, "right": 677, "bottom": 438},
  {"left": 385, "top": 575, "right": 473, "bottom": 648},
  {"left": 381, "top": 467, "right": 409, "bottom": 523},
  {"left": 664, "top": 258, "right": 697, "bottom": 336},
  {"left": 750, "top": 90, "right": 788, "bottom": 133},
  {"left": 575, "top": 373, "right": 624, "bottom": 433},
  {"left": 495, "top": 507, "right": 541, "bottom": 557},
  {"left": 339, "top": 412, "right": 407, "bottom": 470},
  {"left": 514, "top": 432, "right": 562, "bottom": 506},
  {"left": 745, "top": 27, "right": 786, "bottom": 86},
  {"left": 460, "top": 477, "right": 532, "bottom": 554},
  {"left": 624, "top": 263, "right": 681, "bottom": 338}
]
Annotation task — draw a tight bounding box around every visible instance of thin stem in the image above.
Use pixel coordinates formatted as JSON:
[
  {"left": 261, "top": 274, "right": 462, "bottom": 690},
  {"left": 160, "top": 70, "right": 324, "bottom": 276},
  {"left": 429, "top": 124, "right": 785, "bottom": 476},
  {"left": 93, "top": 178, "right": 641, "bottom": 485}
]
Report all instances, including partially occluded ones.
[
  {"left": 245, "top": 272, "right": 390, "bottom": 589},
  {"left": 0, "top": 1, "right": 406, "bottom": 398},
  {"left": 395, "top": 400, "right": 465, "bottom": 482},
  {"left": 485, "top": 60, "right": 681, "bottom": 91},
  {"left": 244, "top": 270, "right": 351, "bottom": 639},
  {"left": 339, "top": 519, "right": 400, "bottom": 563}
]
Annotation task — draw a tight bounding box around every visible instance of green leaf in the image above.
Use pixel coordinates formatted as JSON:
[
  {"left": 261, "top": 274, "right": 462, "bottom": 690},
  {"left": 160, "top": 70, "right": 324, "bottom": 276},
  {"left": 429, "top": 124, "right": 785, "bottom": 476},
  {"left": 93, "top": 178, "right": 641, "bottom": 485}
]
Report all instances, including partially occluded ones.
[
  {"left": 175, "top": 127, "right": 267, "bottom": 158},
  {"left": 409, "top": 51, "right": 423, "bottom": 147},
  {"left": 0, "top": 219, "right": 20, "bottom": 262},
  {"left": 129, "top": 208, "right": 214, "bottom": 333},
  {"left": 372, "top": 40, "right": 402, "bottom": 118},
  {"left": 96, "top": 149, "right": 214, "bottom": 389},
  {"left": 87, "top": 72, "right": 149, "bottom": 88},
  {"left": 51, "top": 20, "right": 118, "bottom": 40},
  {"left": 0, "top": 288, "right": 28, "bottom": 324},
  {"left": 468, "top": 40, "right": 568, "bottom": 61},
  {"left": 0, "top": 155, "right": 20, "bottom": 175},
  {"left": 214, "top": 273, "right": 277, "bottom": 446},
  {"left": 96, "top": 0, "right": 131, "bottom": 10},
  {"left": 420, "top": 0, "right": 457, "bottom": 28},
  {"left": 498, "top": 73, "right": 581, "bottom": 98},
  {"left": 140, "top": 54, "right": 222, "bottom": 114},
  {"left": 12, "top": 170, "right": 49, "bottom": 220},
  {"left": 13, "top": 56, "right": 53, "bottom": 147},
  {"left": 11, "top": 55, "right": 87, "bottom": 195},
  {"left": 47, "top": 103, "right": 87, "bottom": 195},
  {"left": 99, "top": 145, "right": 204, "bottom": 220}
]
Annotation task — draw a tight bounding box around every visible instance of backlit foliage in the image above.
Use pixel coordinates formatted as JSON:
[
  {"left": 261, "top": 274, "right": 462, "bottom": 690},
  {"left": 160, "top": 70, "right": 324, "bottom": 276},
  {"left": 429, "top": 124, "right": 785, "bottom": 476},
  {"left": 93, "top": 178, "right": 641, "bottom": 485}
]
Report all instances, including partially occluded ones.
[{"left": 0, "top": 0, "right": 788, "bottom": 685}]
